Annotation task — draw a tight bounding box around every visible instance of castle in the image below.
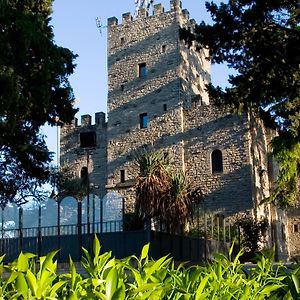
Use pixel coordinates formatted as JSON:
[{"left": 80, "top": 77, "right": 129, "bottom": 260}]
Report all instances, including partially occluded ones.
[{"left": 60, "top": 0, "right": 299, "bottom": 260}]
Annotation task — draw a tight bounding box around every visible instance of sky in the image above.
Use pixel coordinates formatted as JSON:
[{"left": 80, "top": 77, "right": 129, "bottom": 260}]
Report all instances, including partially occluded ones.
[{"left": 44, "top": 0, "right": 228, "bottom": 163}]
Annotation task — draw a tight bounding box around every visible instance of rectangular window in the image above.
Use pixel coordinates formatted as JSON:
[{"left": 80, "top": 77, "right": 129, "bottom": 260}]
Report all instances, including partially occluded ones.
[
  {"left": 139, "top": 113, "right": 148, "bottom": 129},
  {"left": 120, "top": 84, "right": 124, "bottom": 91},
  {"left": 138, "top": 63, "right": 147, "bottom": 78},
  {"left": 80, "top": 131, "right": 96, "bottom": 148},
  {"left": 162, "top": 45, "right": 166, "bottom": 53},
  {"left": 294, "top": 224, "right": 299, "bottom": 233},
  {"left": 120, "top": 170, "right": 125, "bottom": 183},
  {"left": 120, "top": 37, "right": 125, "bottom": 45},
  {"left": 163, "top": 104, "right": 167, "bottom": 111}
]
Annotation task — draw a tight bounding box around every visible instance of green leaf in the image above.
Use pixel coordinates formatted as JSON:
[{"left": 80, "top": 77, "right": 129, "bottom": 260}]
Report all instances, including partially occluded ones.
[
  {"left": 17, "top": 252, "right": 29, "bottom": 273},
  {"left": 106, "top": 268, "right": 118, "bottom": 300},
  {"left": 26, "top": 269, "right": 37, "bottom": 296},
  {"left": 93, "top": 234, "right": 101, "bottom": 259},
  {"left": 292, "top": 273, "right": 300, "bottom": 293},
  {"left": 140, "top": 244, "right": 149, "bottom": 261},
  {"left": 195, "top": 276, "right": 209, "bottom": 300}
]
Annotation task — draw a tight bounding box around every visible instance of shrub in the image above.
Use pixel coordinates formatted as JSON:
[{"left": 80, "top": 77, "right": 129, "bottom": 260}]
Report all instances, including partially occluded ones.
[{"left": 0, "top": 236, "right": 299, "bottom": 299}]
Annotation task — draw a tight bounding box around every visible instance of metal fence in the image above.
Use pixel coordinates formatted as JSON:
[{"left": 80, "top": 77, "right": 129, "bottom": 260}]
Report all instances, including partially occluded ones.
[{"left": 0, "top": 212, "right": 236, "bottom": 263}]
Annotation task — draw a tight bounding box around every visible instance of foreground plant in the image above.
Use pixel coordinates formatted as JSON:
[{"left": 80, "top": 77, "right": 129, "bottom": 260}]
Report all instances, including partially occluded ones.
[{"left": 0, "top": 236, "right": 300, "bottom": 299}]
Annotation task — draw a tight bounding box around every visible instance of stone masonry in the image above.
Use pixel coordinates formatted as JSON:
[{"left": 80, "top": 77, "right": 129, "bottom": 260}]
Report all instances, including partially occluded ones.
[{"left": 60, "top": 0, "right": 294, "bottom": 259}]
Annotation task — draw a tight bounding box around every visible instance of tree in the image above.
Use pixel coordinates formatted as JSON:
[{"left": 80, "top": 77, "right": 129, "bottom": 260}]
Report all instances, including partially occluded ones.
[
  {"left": 180, "top": 0, "right": 300, "bottom": 206},
  {"left": 134, "top": 150, "right": 202, "bottom": 233},
  {"left": 0, "top": 0, "right": 78, "bottom": 203}
]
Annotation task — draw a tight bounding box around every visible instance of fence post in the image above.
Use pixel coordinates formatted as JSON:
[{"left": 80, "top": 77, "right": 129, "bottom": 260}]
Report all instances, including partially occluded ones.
[
  {"left": 217, "top": 216, "right": 220, "bottom": 242},
  {"left": 78, "top": 200, "right": 82, "bottom": 260},
  {"left": 100, "top": 198, "right": 103, "bottom": 233},
  {"left": 38, "top": 203, "right": 42, "bottom": 257},
  {"left": 18, "top": 207, "right": 23, "bottom": 252},
  {"left": 204, "top": 213, "right": 207, "bottom": 261},
  {"left": 223, "top": 218, "right": 226, "bottom": 243},
  {"left": 57, "top": 200, "right": 61, "bottom": 261}
]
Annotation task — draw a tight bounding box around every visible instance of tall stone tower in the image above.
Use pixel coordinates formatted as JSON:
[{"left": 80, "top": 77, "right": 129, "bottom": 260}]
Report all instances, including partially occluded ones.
[
  {"left": 60, "top": 0, "right": 289, "bottom": 259},
  {"left": 106, "top": 0, "right": 211, "bottom": 210}
]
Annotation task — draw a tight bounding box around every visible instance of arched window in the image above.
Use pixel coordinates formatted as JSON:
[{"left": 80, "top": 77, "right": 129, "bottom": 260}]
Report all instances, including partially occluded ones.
[{"left": 211, "top": 149, "right": 223, "bottom": 173}]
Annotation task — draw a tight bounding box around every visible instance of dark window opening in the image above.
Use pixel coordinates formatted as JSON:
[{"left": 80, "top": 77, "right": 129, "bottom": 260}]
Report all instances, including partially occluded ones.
[
  {"left": 138, "top": 63, "right": 147, "bottom": 78},
  {"left": 294, "top": 224, "right": 299, "bottom": 233},
  {"left": 163, "top": 104, "right": 167, "bottom": 111},
  {"left": 80, "top": 167, "right": 88, "bottom": 185},
  {"left": 120, "top": 37, "right": 125, "bottom": 45},
  {"left": 120, "top": 84, "right": 124, "bottom": 91},
  {"left": 120, "top": 170, "right": 125, "bottom": 183},
  {"left": 139, "top": 113, "right": 148, "bottom": 129},
  {"left": 80, "top": 167, "right": 88, "bottom": 179},
  {"left": 162, "top": 45, "right": 166, "bottom": 53},
  {"left": 212, "top": 149, "right": 223, "bottom": 173},
  {"left": 80, "top": 131, "right": 96, "bottom": 148}
]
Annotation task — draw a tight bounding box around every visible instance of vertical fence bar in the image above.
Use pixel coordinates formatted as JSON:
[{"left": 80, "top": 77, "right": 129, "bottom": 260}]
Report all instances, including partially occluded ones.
[
  {"left": 223, "top": 217, "right": 226, "bottom": 243},
  {"left": 18, "top": 207, "right": 23, "bottom": 252},
  {"left": 38, "top": 204, "right": 42, "bottom": 257},
  {"left": 217, "top": 216, "right": 220, "bottom": 242},
  {"left": 211, "top": 215, "right": 214, "bottom": 239},
  {"left": 78, "top": 200, "right": 82, "bottom": 259},
  {"left": 100, "top": 198, "right": 103, "bottom": 234},
  {"left": 204, "top": 213, "right": 207, "bottom": 261}
]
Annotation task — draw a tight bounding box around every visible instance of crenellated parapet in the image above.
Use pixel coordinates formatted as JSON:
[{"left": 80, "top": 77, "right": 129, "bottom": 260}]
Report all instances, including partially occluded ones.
[
  {"left": 61, "top": 112, "right": 107, "bottom": 130},
  {"left": 107, "top": 1, "right": 187, "bottom": 27}
]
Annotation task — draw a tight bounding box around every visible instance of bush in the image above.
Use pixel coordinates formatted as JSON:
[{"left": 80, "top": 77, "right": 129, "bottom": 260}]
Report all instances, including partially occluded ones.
[{"left": 0, "top": 236, "right": 299, "bottom": 299}]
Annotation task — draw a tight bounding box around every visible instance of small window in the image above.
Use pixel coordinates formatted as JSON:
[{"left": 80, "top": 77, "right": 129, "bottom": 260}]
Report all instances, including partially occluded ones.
[
  {"left": 80, "top": 167, "right": 88, "bottom": 179},
  {"left": 212, "top": 149, "right": 223, "bottom": 173},
  {"left": 80, "top": 131, "right": 96, "bottom": 148},
  {"left": 138, "top": 63, "right": 147, "bottom": 78},
  {"left": 163, "top": 104, "right": 167, "bottom": 111},
  {"left": 120, "top": 170, "right": 125, "bottom": 183},
  {"left": 120, "top": 37, "right": 125, "bottom": 45},
  {"left": 294, "top": 224, "right": 299, "bottom": 233},
  {"left": 120, "top": 84, "right": 124, "bottom": 91},
  {"left": 80, "top": 167, "right": 88, "bottom": 185},
  {"left": 139, "top": 113, "right": 148, "bottom": 129},
  {"left": 162, "top": 45, "right": 166, "bottom": 53}
]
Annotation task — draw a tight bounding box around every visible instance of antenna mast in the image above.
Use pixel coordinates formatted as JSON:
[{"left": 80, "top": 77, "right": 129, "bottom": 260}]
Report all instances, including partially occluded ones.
[
  {"left": 134, "top": 0, "right": 154, "bottom": 18},
  {"left": 95, "top": 17, "right": 107, "bottom": 35}
]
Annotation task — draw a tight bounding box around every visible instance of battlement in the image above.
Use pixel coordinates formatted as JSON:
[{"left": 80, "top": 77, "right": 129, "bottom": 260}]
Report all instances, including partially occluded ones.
[
  {"left": 66, "top": 112, "right": 106, "bottom": 129},
  {"left": 107, "top": 0, "right": 187, "bottom": 27}
]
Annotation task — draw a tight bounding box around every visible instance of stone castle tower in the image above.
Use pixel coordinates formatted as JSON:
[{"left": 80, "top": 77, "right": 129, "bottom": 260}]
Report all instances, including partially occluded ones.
[{"left": 60, "top": 0, "right": 291, "bottom": 259}]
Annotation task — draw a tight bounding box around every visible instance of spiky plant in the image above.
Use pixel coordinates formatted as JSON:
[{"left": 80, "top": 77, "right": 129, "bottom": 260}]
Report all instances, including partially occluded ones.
[
  {"left": 135, "top": 150, "right": 171, "bottom": 220},
  {"left": 135, "top": 150, "right": 203, "bottom": 234}
]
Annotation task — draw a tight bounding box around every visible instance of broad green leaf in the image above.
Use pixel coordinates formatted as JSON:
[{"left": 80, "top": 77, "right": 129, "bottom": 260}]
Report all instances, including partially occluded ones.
[
  {"left": 140, "top": 244, "right": 149, "bottom": 261},
  {"left": 93, "top": 234, "right": 101, "bottom": 259},
  {"left": 292, "top": 273, "right": 300, "bottom": 293},
  {"left": 17, "top": 252, "right": 28, "bottom": 273},
  {"left": 195, "top": 276, "right": 209, "bottom": 300},
  {"left": 106, "top": 268, "right": 118, "bottom": 300},
  {"left": 26, "top": 269, "right": 37, "bottom": 296}
]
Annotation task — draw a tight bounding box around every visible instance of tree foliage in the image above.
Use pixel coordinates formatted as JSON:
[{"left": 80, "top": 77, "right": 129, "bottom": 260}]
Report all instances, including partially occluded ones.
[
  {"left": 0, "top": 0, "right": 78, "bottom": 204},
  {"left": 180, "top": 0, "right": 300, "bottom": 206},
  {"left": 134, "top": 150, "right": 203, "bottom": 233}
]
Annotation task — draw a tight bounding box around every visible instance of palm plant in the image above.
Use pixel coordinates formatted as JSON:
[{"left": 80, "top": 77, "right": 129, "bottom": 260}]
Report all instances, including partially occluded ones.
[
  {"left": 135, "top": 150, "right": 203, "bottom": 234},
  {"left": 135, "top": 150, "right": 171, "bottom": 220}
]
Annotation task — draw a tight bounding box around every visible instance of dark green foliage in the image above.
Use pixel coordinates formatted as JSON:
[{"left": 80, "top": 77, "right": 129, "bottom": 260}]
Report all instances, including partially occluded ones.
[
  {"left": 0, "top": 0, "right": 78, "bottom": 205},
  {"left": 180, "top": 0, "right": 300, "bottom": 206},
  {"left": 236, "top": 214, "right": 269, "bottom": 257}
]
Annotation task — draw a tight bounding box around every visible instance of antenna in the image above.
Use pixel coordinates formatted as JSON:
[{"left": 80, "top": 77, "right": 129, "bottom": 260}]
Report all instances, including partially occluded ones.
[
  {"left": 134, "top": 0, "right": 154, "bottom": 18},
  {"left": 95, "top": 17, "right": 107, "bottom": 36}
]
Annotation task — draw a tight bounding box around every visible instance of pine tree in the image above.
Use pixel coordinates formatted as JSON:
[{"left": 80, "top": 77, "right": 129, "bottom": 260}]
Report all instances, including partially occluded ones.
[{"left": 0, "top": 0, "right": 78, "bottom": 204}]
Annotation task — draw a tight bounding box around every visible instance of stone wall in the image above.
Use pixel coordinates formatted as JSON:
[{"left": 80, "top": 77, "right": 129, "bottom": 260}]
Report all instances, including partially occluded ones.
[
  {"left": 106, "top": 1, "right": 211, "bottom": 210},
  {"left": 60, "top": 113, "right": 107, "bottom": 199}
]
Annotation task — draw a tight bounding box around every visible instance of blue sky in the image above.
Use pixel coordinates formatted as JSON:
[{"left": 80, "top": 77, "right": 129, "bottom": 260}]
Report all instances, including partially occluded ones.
[{"left": 44, "top": 0, "right": 228, "bottom": 163}]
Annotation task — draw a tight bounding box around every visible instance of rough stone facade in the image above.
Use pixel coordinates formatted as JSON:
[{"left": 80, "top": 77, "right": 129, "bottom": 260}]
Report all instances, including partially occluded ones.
[{"left": 60, "top": 0, "right": 293, "bottom": 259}]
